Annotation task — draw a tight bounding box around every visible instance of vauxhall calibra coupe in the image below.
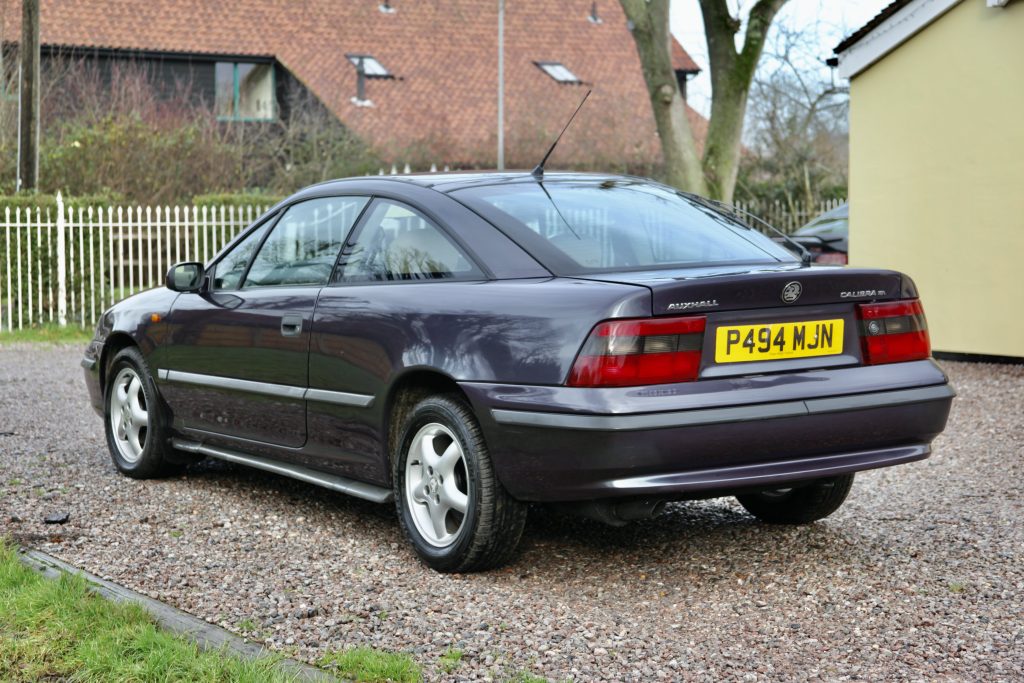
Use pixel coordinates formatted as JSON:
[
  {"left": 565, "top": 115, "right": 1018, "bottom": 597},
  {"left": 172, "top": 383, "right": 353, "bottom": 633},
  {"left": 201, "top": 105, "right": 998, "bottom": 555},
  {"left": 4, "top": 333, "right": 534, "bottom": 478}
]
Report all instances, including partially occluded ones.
[{"left": 83, "top": 173, "right": 954, "bottom": 572}]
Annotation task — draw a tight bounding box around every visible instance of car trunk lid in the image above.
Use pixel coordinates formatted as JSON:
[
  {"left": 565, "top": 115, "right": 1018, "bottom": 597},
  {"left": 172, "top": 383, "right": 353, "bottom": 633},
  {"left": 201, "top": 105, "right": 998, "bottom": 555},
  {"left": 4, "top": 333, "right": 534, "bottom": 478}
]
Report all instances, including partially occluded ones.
[
  {"left": 573, "top": 263, "right": 909, "bottom": 315},
  {"left": 570, "top": 264, "right": 915, "bottom": 379}
]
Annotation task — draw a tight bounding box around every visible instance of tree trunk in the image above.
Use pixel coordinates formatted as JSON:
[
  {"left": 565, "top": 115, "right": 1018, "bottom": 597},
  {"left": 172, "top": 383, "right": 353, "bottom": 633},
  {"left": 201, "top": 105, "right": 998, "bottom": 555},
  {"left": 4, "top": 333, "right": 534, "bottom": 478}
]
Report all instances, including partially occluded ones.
[
  {"left": 700, "top": 0, "right": 787, "bottom": 202},
  {"left": 620, "top": 0, "right": 707, "bottom": 195}
]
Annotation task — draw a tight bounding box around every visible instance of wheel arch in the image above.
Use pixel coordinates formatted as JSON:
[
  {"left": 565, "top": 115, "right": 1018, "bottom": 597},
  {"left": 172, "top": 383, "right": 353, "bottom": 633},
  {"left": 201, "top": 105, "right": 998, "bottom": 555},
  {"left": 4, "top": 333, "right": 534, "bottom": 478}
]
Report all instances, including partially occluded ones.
[
  {"left": 99, "top": 332, "right": 138, "bottom": 394},
  {"left": 382, "top": 368, "right": 469, "bottom": 480}
]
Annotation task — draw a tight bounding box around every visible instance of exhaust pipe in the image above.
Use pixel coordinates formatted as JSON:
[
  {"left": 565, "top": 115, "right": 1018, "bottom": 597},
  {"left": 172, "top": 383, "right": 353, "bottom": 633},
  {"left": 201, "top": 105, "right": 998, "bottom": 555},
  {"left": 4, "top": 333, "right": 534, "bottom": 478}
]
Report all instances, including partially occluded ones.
[{"left": 556, "top": 499, "right": 667, "bottom": 527}]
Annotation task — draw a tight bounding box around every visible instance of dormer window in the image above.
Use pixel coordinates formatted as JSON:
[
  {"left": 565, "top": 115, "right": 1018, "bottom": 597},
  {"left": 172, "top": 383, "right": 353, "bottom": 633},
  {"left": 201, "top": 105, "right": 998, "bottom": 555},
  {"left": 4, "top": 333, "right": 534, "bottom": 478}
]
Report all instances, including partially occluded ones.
[
  {"left": 347, "top": 54, "right": 391, "bottom": 78},
  {"left": 535, "top": 61, "right": 581, "bottom": 84}
]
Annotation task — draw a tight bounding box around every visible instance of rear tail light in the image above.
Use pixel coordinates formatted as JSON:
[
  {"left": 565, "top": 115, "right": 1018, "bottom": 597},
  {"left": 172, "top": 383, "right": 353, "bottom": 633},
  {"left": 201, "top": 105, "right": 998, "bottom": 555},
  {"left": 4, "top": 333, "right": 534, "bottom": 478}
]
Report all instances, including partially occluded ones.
[
  {"left": 857, "top": 299, "right": 930, "bottom": 365},
  {"left": 568, "top": 315, "right": 706, "bottom": 387}
]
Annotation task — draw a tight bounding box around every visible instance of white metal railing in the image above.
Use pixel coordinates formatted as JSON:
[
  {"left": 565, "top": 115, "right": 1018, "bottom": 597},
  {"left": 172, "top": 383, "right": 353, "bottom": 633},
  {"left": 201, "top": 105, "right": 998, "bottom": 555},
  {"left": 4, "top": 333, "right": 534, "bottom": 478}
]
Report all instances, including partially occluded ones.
[
  {"left": 0, "top": 193, "right": 270, "bottom": 331},
  {"left": 0, "top": 189, "right": 846, "bottom": 333}
]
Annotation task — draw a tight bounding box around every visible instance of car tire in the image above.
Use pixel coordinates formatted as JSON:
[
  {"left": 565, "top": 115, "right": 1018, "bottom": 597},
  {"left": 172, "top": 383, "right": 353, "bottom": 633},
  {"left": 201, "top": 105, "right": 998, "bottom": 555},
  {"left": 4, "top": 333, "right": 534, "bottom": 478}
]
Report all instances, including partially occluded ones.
[
  {"left": 735, "top": 474, "right": 854, "bottom": 524},
  {"left": 104, "top": 346, "right": 179, "bottom": 479},
  {"left": 393, "top": 394, "right": 527, "bottom": 573}
]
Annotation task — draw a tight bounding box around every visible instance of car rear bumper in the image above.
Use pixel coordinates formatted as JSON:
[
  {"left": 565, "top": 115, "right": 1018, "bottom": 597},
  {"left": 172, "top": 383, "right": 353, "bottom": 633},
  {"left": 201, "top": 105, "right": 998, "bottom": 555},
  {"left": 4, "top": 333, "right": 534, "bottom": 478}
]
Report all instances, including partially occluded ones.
[{"left": 460, "top": 360, "right": 955, "bottom": 502}]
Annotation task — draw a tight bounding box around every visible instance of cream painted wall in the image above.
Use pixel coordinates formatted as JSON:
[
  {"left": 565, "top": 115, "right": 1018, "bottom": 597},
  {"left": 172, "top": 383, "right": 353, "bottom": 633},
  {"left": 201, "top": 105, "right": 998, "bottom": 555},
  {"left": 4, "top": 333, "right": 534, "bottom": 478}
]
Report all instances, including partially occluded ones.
[{"left": 848, "top": 0, "right": 1024, "bottom": 357}]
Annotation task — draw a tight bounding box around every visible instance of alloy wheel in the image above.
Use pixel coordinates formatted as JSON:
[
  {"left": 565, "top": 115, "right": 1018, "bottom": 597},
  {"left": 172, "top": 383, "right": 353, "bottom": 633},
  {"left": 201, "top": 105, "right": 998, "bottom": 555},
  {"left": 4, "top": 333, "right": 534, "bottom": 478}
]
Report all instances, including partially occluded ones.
[
  {"left": 109, "top": 367, "right": 149, "bottom": 463},
  {"left": 404, "top": 422, "right": 470, "bottom": 547}
]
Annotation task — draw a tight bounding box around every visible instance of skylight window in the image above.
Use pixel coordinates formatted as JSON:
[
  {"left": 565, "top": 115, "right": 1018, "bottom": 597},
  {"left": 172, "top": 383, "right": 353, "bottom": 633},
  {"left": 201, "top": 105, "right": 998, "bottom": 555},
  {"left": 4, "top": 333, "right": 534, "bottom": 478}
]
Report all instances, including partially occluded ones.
[
  {"left": 347, "top": 54, "right": 391, "bottom": 78},
  {"left": 536, "top": 61, "right": 581, "bottom": 84}
]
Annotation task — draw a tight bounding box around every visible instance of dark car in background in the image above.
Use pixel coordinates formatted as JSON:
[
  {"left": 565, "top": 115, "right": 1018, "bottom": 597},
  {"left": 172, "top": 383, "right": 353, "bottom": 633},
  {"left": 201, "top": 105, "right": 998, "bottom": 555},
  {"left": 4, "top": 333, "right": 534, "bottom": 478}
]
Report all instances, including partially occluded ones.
[
  {"left": 792, "top": 203, "right": 849, "bottom": 264},
  {"left": 82, "top": 175, "right": 953, "bottom": 572}
]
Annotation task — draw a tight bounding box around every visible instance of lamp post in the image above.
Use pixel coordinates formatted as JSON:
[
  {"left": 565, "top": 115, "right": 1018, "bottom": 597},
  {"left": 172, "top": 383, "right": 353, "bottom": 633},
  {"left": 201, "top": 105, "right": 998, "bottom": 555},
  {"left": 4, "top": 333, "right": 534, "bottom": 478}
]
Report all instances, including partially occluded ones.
[{"left": 497, "top": 0, "right": 505, "bottom": 171}]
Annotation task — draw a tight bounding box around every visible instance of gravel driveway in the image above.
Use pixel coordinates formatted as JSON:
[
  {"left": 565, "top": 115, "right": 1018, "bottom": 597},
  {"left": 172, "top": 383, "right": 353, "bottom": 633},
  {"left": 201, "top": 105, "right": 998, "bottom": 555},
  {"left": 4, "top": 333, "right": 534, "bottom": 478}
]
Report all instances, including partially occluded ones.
[{"left": 1, "top": 344, "right": 1021, "bottom": 681}]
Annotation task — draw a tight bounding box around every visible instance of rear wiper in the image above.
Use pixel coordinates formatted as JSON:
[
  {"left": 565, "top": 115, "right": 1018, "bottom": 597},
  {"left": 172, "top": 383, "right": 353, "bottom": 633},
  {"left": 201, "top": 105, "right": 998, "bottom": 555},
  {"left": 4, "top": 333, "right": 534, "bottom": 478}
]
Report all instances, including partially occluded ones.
[{"left": 682, "top": 193, "right": 813, "bottom": 265}]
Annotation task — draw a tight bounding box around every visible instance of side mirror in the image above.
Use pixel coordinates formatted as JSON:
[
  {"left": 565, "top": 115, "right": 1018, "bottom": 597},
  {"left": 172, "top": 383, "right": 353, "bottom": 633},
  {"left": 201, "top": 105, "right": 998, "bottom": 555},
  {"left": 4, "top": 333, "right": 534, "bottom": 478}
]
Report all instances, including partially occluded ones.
[{"left": 166, "top": 262, "right": 206, "bottom": 292}]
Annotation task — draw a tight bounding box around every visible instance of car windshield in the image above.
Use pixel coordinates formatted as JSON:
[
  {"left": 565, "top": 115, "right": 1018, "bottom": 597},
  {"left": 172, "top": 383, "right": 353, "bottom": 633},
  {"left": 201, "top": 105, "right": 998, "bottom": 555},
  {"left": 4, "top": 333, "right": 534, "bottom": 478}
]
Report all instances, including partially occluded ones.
[
  {"left": 796, "top": 204, "right": 848, "bottom": 237},
  {"left": 453, "top": 179, "right": 798, "bottom": 274}
]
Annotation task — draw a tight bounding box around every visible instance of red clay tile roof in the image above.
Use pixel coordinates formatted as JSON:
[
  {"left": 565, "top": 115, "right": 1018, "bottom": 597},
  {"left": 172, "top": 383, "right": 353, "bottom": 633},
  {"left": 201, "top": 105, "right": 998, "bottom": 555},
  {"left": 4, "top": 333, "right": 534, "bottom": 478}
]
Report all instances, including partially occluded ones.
[
  {"left": 2, "top": 1, "right": 706, "bottom": 168},
  {"left": 671, "top": 37, "right": 700, "bottom": 72}
]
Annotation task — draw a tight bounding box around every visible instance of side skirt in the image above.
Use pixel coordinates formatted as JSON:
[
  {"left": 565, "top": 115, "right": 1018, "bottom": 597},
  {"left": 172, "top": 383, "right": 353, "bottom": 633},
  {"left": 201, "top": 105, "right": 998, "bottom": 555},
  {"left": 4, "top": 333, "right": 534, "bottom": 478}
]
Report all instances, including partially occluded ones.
[{"left": 171, "top": 438, "right": 393, "bottom": 504}]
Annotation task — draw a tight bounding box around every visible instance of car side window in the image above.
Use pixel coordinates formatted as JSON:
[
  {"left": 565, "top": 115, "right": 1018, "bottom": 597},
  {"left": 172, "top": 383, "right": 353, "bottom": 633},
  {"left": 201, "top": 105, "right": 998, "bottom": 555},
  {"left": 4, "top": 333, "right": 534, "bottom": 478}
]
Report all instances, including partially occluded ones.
[
  {"left": 212, "top": 221, "right": 272, "bottom": 290},
  {"left": 243, "top": 196, "right": 369, "bottom": 288},
  {"left": 336, "top": 200, "right": 482, "bottom": 282}
]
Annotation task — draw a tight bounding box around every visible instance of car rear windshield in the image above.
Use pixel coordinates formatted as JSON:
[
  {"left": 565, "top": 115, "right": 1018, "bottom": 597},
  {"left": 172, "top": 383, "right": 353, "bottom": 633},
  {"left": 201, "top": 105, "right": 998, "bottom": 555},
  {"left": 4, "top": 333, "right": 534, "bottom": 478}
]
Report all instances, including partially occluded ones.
[{"left": 452, "top": 179, "right": 798, "bottom": 274}]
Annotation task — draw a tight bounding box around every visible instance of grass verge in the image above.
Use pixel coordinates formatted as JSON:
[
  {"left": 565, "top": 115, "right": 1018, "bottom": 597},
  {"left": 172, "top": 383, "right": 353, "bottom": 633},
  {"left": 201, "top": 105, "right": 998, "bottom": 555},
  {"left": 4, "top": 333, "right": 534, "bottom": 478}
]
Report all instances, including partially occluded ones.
[
  {"left": 0, "top": 323, "right": 92, "bottom": 345},
  {"left": 0, "top": 542, "right": 297, "bottom": 682},
  {"left": 319, "top": 646, "right": 422, "bottom": 682}
]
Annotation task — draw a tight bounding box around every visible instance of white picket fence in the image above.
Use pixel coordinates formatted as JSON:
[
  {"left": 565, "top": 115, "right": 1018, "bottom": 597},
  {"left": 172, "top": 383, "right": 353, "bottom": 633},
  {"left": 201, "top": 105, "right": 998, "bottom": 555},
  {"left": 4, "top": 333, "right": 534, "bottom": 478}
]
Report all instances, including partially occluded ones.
[
  {"left": 0, "top": 194, "right": 270, "bottom": 331},
  {"left": 733, "top": 197, "right": 845, "bottom": 234},
  {"left": 0, "top": 190, "right": 847, "bottom": 333}
]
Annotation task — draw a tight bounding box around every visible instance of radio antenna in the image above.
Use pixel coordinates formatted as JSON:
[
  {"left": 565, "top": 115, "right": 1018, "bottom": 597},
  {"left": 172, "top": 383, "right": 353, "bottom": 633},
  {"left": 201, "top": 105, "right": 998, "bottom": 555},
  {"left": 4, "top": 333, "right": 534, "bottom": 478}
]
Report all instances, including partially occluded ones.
[{"left": 531, "top": 89, "right": 591, "bottom": 179}]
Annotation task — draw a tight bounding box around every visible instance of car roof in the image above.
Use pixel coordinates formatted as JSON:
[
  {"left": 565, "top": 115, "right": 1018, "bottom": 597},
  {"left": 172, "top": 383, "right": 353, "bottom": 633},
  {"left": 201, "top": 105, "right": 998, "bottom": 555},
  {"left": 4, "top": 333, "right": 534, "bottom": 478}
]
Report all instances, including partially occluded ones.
[{"left": 302, "top": 171, "right": 644, "bottom": 196}]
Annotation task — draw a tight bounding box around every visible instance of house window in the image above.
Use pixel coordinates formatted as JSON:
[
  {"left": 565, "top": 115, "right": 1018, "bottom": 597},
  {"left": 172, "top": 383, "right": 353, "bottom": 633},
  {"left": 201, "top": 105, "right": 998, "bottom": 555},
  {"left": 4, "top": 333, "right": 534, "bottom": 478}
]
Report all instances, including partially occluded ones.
[
  {"left": 536, "top": 61, "right": 581, "bottom": 84},
  {"left": 346, "top": 54, "right": 391, "bottom": 78},
  {"left": 215, "top": 62, "right": 275, "bottom": 121}
]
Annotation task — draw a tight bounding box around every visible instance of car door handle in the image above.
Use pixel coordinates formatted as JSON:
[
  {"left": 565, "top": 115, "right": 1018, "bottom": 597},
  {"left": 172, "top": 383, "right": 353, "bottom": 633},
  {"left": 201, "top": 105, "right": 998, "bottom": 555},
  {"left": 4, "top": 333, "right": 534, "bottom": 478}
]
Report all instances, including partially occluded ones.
[{"left": 280, "top": 314, "right": 303, "bottom": 337}]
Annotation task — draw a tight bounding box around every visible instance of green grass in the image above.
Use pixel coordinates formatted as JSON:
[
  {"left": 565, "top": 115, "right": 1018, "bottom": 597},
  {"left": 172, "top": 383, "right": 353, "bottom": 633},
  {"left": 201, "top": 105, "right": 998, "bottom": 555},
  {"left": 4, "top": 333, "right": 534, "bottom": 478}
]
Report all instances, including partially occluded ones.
[
  {"left": 319, "top": 646, "right": 422, "bottom": 682},
  {"left": 237, "top": 617, "right": 260, "bottom": 632},
  {"left": 0, "top": 323, "right": 92, "bottom": 345},
  {"left": 439, "top": 647, "right": 463, "bottom": 673},
  {"left": 506, "top": 672, "right": 549, "bottom": 683},
  {"left": 0, "top": 542, "right": 298, "bottom": 682}
]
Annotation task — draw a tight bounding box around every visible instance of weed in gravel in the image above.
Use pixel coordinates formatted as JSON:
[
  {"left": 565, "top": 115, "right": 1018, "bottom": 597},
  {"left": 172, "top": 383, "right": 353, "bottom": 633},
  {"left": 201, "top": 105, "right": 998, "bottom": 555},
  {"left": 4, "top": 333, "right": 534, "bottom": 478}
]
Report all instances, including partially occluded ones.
[
  {"left": 319, "top": 646, "right": 422, "bottom": 682},
  {"left": 439, "top": 647, "right": 463, "bottom": 673},
  {"left": 505, "top": 671, "right": 550, "bottom": 683},
  {"left": 237, "top": 617, "right": 259, "bottom": 632}
]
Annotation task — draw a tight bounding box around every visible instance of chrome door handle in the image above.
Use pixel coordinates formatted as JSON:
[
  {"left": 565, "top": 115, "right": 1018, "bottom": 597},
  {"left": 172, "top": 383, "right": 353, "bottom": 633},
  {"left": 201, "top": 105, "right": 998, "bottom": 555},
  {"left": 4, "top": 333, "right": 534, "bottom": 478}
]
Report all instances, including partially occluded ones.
[{"left": 281, "top": 314, "right": 303, "bottom": 337}]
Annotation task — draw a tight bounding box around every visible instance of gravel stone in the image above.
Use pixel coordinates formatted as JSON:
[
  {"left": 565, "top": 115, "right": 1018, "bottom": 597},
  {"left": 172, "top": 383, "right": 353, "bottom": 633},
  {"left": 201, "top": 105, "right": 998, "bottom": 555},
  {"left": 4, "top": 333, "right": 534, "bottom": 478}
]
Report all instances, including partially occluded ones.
[
  {"left": 1, "top": 344, "right": 1022, "bottom": 681},
  {"left": 43, "top": 511, "right": 71, "bottom": 524}
]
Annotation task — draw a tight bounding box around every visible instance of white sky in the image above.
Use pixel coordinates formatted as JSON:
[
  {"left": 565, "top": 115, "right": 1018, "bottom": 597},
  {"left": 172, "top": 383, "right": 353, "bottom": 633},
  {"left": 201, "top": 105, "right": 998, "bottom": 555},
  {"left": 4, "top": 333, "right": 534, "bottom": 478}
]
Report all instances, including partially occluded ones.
[{"left": 669, "top": 0, "right": 892, "bottom": 116}]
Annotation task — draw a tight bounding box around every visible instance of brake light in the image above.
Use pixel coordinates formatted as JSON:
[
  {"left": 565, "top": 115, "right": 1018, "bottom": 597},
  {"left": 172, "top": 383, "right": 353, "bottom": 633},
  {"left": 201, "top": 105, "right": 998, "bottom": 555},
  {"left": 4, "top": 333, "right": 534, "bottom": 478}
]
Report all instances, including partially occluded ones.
[
  {"left": 857, "top": 299, "right": 930, "bottom": 365},
  {"left": 568, "top": 316, "right": 706, "bottom": 387}
]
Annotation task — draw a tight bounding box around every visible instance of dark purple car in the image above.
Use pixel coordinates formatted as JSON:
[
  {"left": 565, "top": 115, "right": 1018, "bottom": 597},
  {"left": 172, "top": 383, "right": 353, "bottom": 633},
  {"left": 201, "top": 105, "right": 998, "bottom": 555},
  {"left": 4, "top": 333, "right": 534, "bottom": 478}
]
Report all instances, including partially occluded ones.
[{"left": 82, "top": 173, "right": 954, "bottom": 572}]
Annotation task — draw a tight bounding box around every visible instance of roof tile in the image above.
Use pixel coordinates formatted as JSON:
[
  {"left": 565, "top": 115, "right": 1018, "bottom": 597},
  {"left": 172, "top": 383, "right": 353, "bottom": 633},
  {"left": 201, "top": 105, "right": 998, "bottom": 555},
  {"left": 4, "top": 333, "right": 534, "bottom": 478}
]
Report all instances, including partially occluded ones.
[{"left": 2, "top": 1, "right": 706, "bottom": 167}]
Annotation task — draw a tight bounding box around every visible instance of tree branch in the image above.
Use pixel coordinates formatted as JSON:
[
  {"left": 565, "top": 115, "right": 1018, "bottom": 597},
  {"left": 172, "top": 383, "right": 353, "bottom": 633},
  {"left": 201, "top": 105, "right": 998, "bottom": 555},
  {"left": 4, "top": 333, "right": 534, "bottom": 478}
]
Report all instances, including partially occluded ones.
[{"left": 738, "top": 0, "right": 788, "bottom": 81}]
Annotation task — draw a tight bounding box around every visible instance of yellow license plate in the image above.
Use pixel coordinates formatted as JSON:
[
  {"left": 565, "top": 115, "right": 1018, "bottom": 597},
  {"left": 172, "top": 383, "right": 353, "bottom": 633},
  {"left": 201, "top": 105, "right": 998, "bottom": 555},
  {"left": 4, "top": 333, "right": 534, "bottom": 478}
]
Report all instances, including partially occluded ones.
[{"left": 715, "top": 319, "right": 844, "bottom": 363}]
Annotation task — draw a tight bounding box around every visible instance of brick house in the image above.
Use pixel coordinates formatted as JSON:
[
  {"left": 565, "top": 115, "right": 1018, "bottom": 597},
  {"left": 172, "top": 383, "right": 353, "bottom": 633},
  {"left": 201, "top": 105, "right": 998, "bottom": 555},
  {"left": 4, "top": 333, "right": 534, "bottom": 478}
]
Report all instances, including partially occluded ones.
[{"left": 1, "top": 0, "right": 705, "bottom": 168}]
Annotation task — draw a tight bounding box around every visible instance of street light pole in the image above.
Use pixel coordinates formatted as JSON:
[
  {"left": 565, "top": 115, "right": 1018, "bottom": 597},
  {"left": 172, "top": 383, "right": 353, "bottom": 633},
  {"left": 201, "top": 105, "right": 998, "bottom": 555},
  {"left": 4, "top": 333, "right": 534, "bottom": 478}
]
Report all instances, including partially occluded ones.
[{"left": 497, "top": 0, "right": 505, "bottom": 171}]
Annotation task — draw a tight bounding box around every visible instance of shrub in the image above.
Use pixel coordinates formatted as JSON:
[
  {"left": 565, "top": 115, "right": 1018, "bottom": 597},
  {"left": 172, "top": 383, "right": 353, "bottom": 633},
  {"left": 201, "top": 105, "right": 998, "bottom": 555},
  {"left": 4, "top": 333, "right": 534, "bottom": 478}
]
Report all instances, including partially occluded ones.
[
  {"left": 191, "top": 192, "right": 284, "bottom": 208},
  {"left": 0, "top": 192, "right": 125, "bottom": 216}
]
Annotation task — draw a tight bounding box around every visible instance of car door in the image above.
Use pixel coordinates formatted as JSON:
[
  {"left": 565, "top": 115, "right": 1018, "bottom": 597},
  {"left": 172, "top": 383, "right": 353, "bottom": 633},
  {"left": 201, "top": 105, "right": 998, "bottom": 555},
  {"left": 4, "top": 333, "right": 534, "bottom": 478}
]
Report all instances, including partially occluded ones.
[
  {"left": 160, "top": 195, "right": 370, "bottom": 448},
  {"left": 304, "top": 198, "right": 488, "bottom": 480}
]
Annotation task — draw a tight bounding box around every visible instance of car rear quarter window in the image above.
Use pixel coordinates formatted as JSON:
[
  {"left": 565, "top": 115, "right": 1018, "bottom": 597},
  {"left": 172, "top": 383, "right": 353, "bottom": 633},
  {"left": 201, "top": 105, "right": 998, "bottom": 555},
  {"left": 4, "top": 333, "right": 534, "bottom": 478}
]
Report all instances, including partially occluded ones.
[
  {"left": 453, "top": 180, "right": 797, "bottom": 273},
  {"left": 335, "top": 200, "right": 483, "bottom": 282},
  {"left": 243, "top": 196, "right": 369, "bottom": 288}
]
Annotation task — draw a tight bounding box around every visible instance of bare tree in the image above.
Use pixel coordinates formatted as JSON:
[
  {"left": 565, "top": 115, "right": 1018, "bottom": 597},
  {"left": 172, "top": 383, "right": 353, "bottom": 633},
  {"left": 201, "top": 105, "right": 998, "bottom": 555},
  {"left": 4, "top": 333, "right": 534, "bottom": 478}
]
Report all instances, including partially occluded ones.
[
  {"left": 621, "top": 0, "right": 788, "bottom": 202},
  {"left": 738, "top": 21, "right": 849, "bottom": 209}
]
